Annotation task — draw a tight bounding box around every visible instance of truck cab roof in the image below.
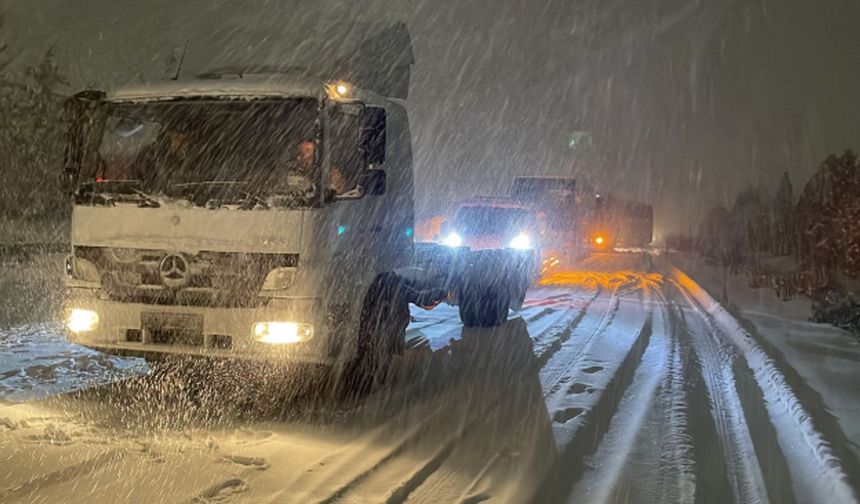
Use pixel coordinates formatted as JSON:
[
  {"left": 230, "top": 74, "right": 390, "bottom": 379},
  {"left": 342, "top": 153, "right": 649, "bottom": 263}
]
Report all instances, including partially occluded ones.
[
  {"left": 106, "top": 75, "right": 328, "bottom": 103},
  {"left": 458, "top": 196, "right": 531, "bottom": 211}
]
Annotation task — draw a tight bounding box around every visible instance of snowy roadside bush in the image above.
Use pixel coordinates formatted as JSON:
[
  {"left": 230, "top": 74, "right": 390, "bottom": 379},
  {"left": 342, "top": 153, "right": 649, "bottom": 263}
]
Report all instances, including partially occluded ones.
[
  {"left": 698, "top": 151, "right": 860, "bottom": 317},
  {"left": 811, "top": 287, "right": 860, "bottom": 338},
  {"left": 0, "top": 48, "right": 69, "bottom": 244},
  {"left": 0, "top": 253, "right": 65, "bottom": 327}
]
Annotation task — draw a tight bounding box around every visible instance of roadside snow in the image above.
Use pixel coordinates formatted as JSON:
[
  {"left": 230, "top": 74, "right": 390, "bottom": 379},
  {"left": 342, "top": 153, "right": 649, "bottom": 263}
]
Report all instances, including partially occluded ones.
[
  {"left": 673, "top": 256, "right": 860, "bottom": 453},
  {"left": 672, "top": 255, "right": 813, "bottom": 322},
  {"left": 669, "top": 263, "right": 859, "bottom": 502},
  {"left": 0, "top": 324, "right": 147, "bottom": 403},
  {"left": 0, "top": 316, "right": 555, "bottom": 504}
]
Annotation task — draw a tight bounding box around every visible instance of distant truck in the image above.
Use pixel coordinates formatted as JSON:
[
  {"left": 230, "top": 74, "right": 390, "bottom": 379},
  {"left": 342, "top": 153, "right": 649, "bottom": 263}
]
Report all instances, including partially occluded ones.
[
  {"left": 585, "top": 194, "right": 653, "bottom": 248},
  {"left": 437, "top": 197, "right": 541, "bottom": 309},
  {"left": 509, "top": 176, "right": 653, "bottom": 252},
  {"left": 509, "top": 176, "right": 578, "bottom": 258},
  {"left": 59, "top": 27, "right": 527, "bottom": 384}
]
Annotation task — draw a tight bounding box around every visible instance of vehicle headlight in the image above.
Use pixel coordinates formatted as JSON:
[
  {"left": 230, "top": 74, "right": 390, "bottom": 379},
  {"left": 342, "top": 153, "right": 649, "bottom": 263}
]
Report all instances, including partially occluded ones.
[
  {"left": 508, "top": 233, "right": 531, "bottom": 250},
  {"left": 260, "top": 267, "right": 297, "bottom": 291},
  {"left": 442, "top": 232, "right": 463, "bottom": 247},
  {"left": 253, "top": 322, "right": 313, "bottom": 345},
  {"left": 67, "top": 309, "right": 99, "bottom": 333}
]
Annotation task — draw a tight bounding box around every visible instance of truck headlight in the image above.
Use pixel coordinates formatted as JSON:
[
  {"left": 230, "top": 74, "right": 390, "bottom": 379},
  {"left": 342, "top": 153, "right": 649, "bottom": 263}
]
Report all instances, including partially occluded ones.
[
  {"left": 442, "top": 232, "right": 463, "bottom": 247},
  {"left": 253, "top": 322, "right": 313, "bottom": 345},
  {"left": 508, "top": 233, "right": 531, "bottom": 250},
  {"left": 67, "top": 309, "right": 99, "bottom": 333},
  {"left": 260, "top": 267, "right": 297, "bottom": 291}
]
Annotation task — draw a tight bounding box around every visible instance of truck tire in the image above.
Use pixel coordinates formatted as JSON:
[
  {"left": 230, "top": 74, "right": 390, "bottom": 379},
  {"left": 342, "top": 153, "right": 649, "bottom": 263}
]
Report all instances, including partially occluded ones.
[
  {"left": 458, "top": 279, "right": 510, "bottom": 327},
  {"left": 343, "top": 274, "right": 410, "bottom": 395}
]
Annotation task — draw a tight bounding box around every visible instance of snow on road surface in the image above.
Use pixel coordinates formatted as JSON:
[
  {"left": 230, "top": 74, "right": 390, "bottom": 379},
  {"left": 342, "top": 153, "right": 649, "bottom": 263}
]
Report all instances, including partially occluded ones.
[
  {"left": 1, "top": 252, "right": 858, "bottom": 503},
  {"left": 0, "top": 324, "right": 147, "bottom": 403}
]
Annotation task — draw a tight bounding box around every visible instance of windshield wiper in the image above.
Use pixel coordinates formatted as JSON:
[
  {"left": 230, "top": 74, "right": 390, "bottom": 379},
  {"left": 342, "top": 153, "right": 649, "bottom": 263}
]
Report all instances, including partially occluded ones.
[
  {"left": 78, "top": 180, "right": 162, "bottom": 207},
  {"left": 170, "top": 181, "right": 259, "bottom": 208}
]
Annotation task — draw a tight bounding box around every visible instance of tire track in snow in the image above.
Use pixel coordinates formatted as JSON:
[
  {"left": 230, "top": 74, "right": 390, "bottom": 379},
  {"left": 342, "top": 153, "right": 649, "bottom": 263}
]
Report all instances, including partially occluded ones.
[
  {"left": 658, "top": 295, "right": 737, "bottom": 504},
  {"left": 567, "top": 286, "right": 696, "bottom": 504},
  {"left": 536, "top": 296, "right": 653, "bottom": 502},
  {"left": 339, "top": 392, "right": 514, "bottom": 504},
  {"left": 669, "top": 281, "right": 769, "bottom": 504},
  {"left": 406, "top": 288, "right": 591, "bottom": 353},
  {"left": 651, "top": 290, "right": 697, "bottom": 504},
  {"left": 282, "top": 402, "right": 457, "bottom": 504},
  {"left": 656, "top": 331, "right": 697, "bottom": 501},
  {"left": 730, "top": 314, "right": 860, "bottom": 497},
  {"left": 310, "top": 325, "right": 541, "bottom": 503},
  {"left": 539, "top": 281, "right": 623, "bottom": 396},
  {"left": 670, "top": 271, "right": 857, "bottom": 503},
  {"left": 393, "top": 289, "right": 603, "bottom": 504},
  {"left": 402, "top": 362, "right": 552, "bottom": 504},
  {"left": 530, "top": 288, "right": 603, "bottom": 369},
  {"left": 0, "top": 449, "right": 128, "bottom": 501}
]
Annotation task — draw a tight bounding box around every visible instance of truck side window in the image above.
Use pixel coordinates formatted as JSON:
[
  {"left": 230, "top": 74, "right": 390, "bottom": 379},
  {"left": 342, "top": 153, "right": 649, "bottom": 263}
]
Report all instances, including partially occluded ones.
[{"left": 329, "top": 106, "right": 363, "bottom": 195}]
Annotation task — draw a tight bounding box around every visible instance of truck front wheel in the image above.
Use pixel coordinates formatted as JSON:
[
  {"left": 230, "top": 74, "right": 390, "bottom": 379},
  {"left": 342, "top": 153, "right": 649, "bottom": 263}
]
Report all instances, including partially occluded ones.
[{"left": 344, "top": 274, "right": 410, "bottom": 395}]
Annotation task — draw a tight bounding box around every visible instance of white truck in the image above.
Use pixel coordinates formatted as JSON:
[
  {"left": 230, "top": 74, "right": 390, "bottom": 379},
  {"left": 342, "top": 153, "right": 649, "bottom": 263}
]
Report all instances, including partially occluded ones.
[
  {"left": 60, "top": 71, "right": 527, "bottom": 384},
  {"left": 438, "top": 197, "right": 542, "bottom": 307}
]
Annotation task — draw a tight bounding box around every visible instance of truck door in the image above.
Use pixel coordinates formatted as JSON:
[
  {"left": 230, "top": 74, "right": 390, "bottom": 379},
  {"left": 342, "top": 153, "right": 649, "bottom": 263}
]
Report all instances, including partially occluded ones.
[{"left": 324, "top": 103, "right": 403, "bottom": 280}]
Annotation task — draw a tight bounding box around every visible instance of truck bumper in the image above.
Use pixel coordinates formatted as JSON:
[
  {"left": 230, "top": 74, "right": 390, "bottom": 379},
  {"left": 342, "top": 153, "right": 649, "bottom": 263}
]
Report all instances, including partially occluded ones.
[{"left": 64, "top": 293, "right": 343, "bottom": 365}]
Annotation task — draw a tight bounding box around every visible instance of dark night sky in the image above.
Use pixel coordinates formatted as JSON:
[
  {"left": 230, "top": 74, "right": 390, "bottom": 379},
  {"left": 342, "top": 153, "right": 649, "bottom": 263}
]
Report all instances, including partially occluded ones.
[{"left": 2, "top": 0, "right": 859, "bottom": 238}]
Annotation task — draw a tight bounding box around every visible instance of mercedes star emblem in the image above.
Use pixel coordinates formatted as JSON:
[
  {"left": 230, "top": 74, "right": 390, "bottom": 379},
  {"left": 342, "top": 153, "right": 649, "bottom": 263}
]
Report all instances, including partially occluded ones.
[{"left": 159, "top": 253, "right": 189, "bottom": 288}]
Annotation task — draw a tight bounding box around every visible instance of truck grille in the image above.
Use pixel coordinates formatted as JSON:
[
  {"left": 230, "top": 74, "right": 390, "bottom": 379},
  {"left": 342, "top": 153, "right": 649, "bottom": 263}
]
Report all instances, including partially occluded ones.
[{"left": 75, "top": 247, "right": 298, "bottom": 308}]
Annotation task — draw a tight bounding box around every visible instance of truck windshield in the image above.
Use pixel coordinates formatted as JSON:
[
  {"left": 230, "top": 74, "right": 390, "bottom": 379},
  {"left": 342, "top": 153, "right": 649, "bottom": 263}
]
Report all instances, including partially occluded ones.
[
  {"left": 455, "top": 207, "right": 533, "bottom": 236},
  {"left": 82, "top": 98, "right": 320, "bottom": 208}
]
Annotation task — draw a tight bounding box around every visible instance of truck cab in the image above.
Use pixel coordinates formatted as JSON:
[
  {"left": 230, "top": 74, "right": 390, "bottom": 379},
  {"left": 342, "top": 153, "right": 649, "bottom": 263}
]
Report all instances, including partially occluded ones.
[
  {"left": 60, "top": 72, "right": 529, "bottom": 389},
  {"left": 441, "top": 198, "right": 541, "bottom": 253},
  {"left": 62, "top": 75, "right": 415, "bottom": 367},
  {"left": 436, "top": 198, "right": 540, "bottom": 309}
]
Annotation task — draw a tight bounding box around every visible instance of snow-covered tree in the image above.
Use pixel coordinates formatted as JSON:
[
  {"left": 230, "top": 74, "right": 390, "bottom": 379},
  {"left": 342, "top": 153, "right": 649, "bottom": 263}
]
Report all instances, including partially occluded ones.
[
  {"left": 697, "top": 205, "right": 742, "bottom": 271},
  {"left": 730, "top": 186, "right": 770, "bottom": 257},
  {"left": 797, "top": 151, "right": 860, "bottom": 280},
  {"left": 771, "top": 171, "right": 795, "bottom": 256},
  {"left": 0, "top": 48, "right": 68, "bottom": 240}
]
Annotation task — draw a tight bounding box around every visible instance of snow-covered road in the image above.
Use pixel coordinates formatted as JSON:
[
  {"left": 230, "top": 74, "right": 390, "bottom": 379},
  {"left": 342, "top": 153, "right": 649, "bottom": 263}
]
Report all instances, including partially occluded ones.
[{"left": 1, "top": 252, "right": 857, "bottom": 503}]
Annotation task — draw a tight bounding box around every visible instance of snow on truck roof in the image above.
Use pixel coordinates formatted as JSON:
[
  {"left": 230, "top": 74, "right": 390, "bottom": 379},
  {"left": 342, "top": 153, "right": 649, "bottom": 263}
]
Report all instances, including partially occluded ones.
[
  {"left": 459, "top": 197, "right": 532, "bottom": 210},
  {"left": 106, "top": 75, "right": 328, "bottom": 102},
  {"left": 513, "top": 175, "right": 576, "bottom": 181}
]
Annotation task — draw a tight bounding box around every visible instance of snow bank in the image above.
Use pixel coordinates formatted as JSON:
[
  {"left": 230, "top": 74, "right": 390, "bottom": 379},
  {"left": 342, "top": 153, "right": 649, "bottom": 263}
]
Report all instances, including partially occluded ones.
[
  {"left": 670, "top": 267, "right": 858, "bottom": 503},
  {"left": 671, "top": 255, "right": 814, "bottom": 323},
  {"left": 0, "top": 323, "right": 147, "bottom": 402},
  {"left": 672, "top": 256, "right": 860, "bottom": 450}
]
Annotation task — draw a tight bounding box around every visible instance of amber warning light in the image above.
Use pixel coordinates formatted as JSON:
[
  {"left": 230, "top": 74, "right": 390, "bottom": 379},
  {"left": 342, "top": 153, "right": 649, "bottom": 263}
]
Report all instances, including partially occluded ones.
[{"left": 594, "top": 236, "right": 606, "bottom": 246}]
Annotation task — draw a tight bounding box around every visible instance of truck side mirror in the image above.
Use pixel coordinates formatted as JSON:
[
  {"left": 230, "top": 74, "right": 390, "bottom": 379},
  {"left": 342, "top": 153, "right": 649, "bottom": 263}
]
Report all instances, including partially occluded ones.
[
  {"left": 359, "top": 169, "right": 386, "bottom": 196},
  {"left": 360, "top": 107, "right": 386, "bottom": 165}
]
